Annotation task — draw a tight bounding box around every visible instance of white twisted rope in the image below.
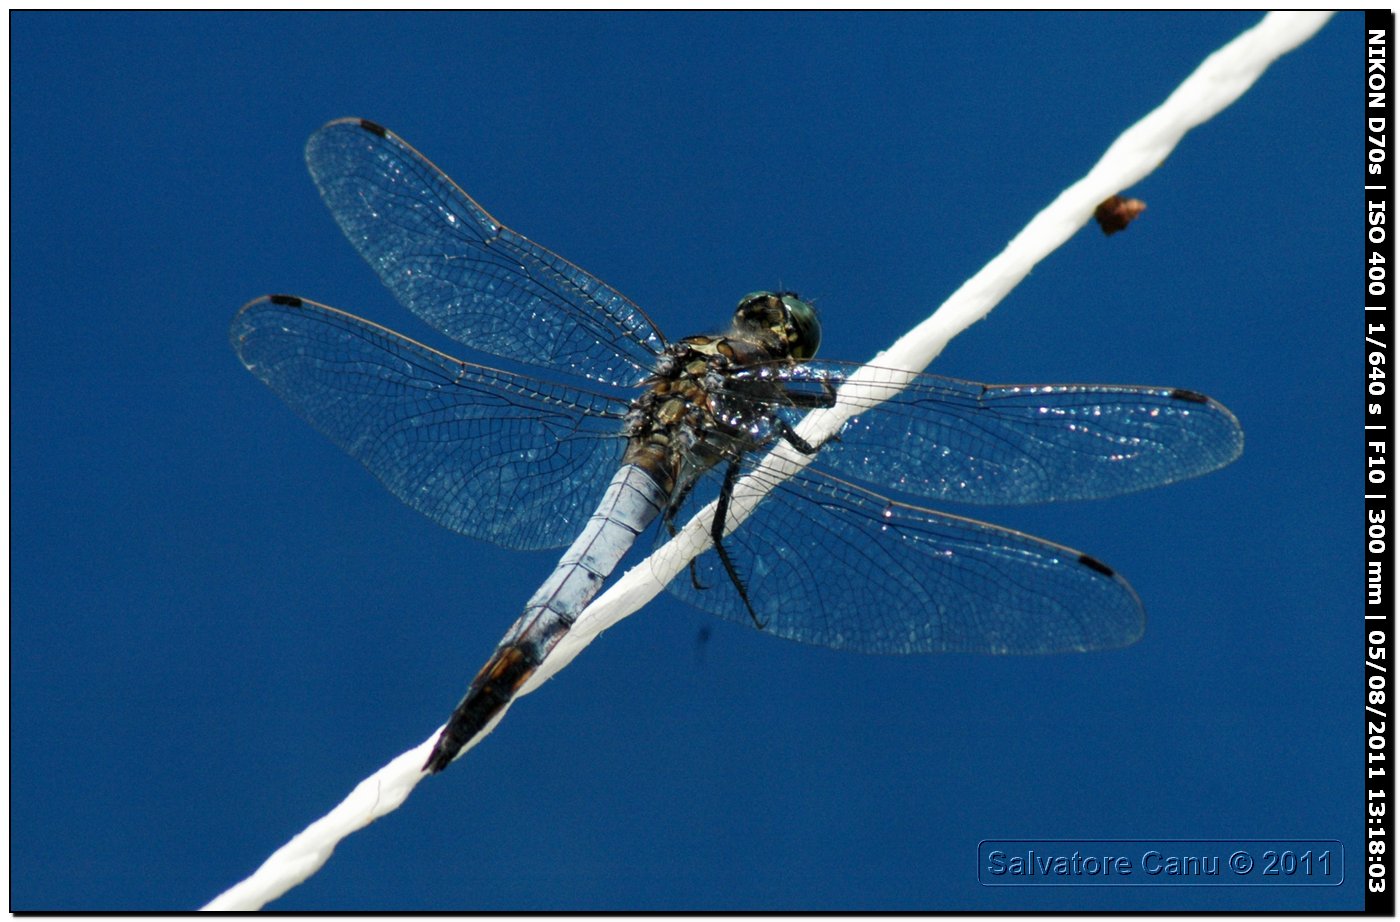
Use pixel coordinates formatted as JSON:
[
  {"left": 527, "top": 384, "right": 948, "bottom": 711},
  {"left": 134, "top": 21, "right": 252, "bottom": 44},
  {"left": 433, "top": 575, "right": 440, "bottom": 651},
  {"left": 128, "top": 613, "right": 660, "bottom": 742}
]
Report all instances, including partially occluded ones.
[{"left": 203, "top": 12, "right": 1333, "bottom": 910}]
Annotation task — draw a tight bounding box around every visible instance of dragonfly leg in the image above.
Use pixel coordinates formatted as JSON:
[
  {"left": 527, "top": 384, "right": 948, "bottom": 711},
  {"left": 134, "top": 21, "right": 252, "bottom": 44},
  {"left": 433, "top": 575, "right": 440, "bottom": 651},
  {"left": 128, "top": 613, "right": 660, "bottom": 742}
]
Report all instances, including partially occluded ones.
[
  {"left": 686, "top": 557, "right": 708, "bottom": 592},
  {"left": 712, "top": 458, "right": 765, "bottom": 629},
  {"left": 773, "top": 417, "right": 822, "bottom": 455},
  {"left": 779, "top": 379, "right": 842, "bottom": 444},
  {"left": 782, "top": 378, "right": 838, "bottom": 410},
  {"left": 664, "top": 480, "right": 710, "bottom": 591}
]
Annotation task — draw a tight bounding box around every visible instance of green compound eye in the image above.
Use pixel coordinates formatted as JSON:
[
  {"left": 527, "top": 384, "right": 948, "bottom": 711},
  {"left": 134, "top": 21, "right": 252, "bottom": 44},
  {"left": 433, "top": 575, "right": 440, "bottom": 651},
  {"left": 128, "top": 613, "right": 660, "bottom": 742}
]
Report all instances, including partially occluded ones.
[
  {"left": 780, "top": 293, "right": 821, "bottom": 360},
  {"left": 732, "top": 290, "right": 821, "bottom": 360},
  {"left": 736, "top": 290, "right": 773, "bottom": 312}
]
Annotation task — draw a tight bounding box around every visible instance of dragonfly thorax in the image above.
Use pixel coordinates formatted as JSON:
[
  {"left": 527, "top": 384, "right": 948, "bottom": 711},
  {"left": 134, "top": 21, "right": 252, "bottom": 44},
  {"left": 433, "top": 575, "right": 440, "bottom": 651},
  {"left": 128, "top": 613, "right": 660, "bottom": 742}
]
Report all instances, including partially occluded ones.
[{"left": 622, "top": 316, "right": 808, "bottom": 498}]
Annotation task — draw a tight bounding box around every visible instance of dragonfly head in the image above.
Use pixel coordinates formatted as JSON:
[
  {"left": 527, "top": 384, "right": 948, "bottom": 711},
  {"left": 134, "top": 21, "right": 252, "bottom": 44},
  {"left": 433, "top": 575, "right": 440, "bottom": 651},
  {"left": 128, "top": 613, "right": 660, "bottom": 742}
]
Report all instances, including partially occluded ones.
[{"left": 734, "top": 291, "right": 821, "bottom": 361}]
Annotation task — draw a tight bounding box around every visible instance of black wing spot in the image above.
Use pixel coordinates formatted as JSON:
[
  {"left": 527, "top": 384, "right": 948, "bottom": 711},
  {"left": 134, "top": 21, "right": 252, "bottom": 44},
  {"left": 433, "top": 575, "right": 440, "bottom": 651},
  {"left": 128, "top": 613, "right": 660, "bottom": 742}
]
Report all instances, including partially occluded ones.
[
  {"left": 358, "top": 118, "right": 388, "bottom": 137},
  {"left": 268, "top": 294, "right": 303, "bottom": 307},
  {"left": 1169, "top": 388, "right": 1209, "bottom": 404},
  {"left": 1078, "top": 553, "right": 1116, "bottom": 578}
]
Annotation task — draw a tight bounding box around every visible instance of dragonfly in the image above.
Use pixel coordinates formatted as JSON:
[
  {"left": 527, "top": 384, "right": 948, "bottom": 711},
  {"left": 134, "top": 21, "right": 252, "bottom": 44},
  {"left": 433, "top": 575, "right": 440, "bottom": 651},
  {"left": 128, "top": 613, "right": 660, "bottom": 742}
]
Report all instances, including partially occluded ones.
[{"left": 232, "top": 118, "right": 1244, "bottom": 774}]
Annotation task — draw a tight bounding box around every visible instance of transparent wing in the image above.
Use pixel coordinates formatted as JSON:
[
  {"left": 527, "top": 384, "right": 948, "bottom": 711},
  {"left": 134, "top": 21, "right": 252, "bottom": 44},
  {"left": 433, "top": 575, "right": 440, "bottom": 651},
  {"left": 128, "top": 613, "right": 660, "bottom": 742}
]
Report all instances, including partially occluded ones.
[
  {"left": 231, "top": 295, "right": 631, "bottom": 550},
  {"left": 304, "top": 118, "right": 667, "bottom": 387},
  {"left": 665, "top": 466, "right": 1144, "bottom": 655},
  {"left": 742, "top": 361, "right": 1244, "bottom": 505}
]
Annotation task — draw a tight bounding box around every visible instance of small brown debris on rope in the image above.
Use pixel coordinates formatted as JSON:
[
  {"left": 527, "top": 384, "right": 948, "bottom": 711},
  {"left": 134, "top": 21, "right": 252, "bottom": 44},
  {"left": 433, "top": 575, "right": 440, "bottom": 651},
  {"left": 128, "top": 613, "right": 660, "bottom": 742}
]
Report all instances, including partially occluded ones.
[{"left": 1094, "top": 195, "right": 1147, "bottom": 235}]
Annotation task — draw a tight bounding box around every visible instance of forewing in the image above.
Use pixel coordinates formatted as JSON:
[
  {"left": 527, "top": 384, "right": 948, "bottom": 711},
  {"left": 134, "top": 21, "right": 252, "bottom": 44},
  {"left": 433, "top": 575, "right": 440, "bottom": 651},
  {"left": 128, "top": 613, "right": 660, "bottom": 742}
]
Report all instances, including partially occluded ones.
[
  {"left": 231, "top": 295, "right": 630, "bottom": 550},
  {"left": 665, "top": 466, "right": 1144, "bottom": 655},
  {"left": 770, "top": 362, "right": 1243, "bottom": 505},
  {"left": 304, "top": 118, "right": 666, "bottom": 387}
]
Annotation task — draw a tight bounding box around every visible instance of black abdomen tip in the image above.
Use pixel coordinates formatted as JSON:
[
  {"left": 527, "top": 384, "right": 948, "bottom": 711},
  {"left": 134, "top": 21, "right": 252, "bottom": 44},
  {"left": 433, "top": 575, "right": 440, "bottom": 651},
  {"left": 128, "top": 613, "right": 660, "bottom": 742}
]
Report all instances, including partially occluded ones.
[
  {"left": 268, "top": 294, "right": 303, "bottom": 307},
  {"left": 1078, "top": 553, "right": 1115, "bottom": 578},
  {"left": 1169, "top": 388, "right": 1209, "bottom": 404},
  {"left": 358, "top": 118, "right": 387, "bottom": 137}
]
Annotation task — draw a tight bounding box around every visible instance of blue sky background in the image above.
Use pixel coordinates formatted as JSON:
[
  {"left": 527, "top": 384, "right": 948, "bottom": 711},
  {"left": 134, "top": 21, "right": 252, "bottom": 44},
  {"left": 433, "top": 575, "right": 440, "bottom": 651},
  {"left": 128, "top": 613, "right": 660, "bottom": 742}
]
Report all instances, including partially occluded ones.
[{"left": 12, "top": 11, "right": 1361, "bottom": 911}]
